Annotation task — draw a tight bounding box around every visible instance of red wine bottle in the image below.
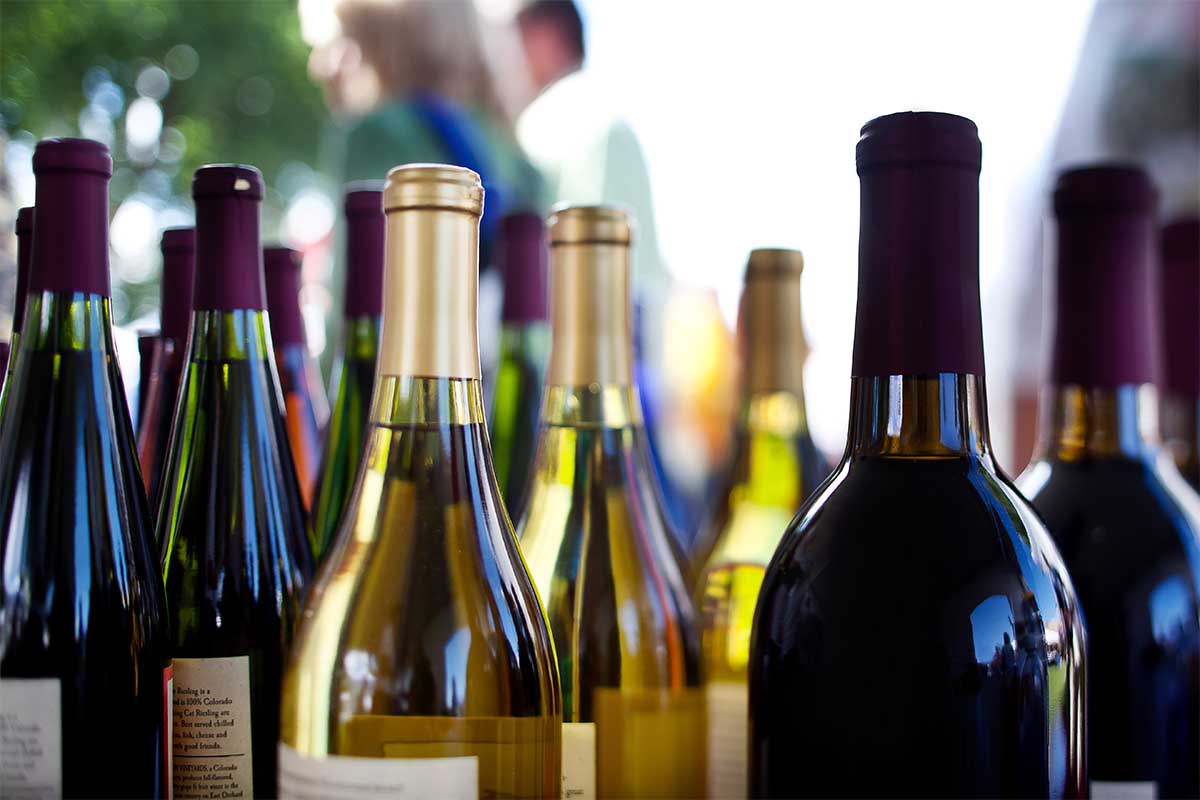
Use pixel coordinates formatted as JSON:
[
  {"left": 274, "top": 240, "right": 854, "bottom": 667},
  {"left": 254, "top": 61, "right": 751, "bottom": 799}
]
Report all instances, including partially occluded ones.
[
  {"left": 1160, "top": 218, "right": 1199, "bottom": 490},
  {"left": 1018, "top": 166, "right": 1200, "bottom": 798},
  {"left": 264, "top": 246, "right": 328, "bottom": 516},
  {"left": 311, "top": 184, "right": 383, "bottom": 560},
  {"left": 157, "top": 165, "right": 312, "bottom": 799},
  {"left": 0, "top": 138, "right": 170, "bottom": 798},
  {"left": 489, "top": 212, "right": 550, "bottom": 514},
  {"left": 750, "top": 113, "right": 1087, "bottom": 798},
  {"left": 137, "top": 227, "right": 195, "bottom": 511},
  {"left": 1, "top": 207, "right": 33, "bottom": 396},
  {"left": 136, "top": 329, "right": 158, "bottom": 426}
]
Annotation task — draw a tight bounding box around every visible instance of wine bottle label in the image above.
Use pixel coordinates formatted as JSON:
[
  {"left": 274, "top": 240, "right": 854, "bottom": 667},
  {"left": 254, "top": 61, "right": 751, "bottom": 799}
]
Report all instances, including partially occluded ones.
[
  {"left": 0, "top": 678, "right": 61, "bottom": 798},
  {"left": 172, "top": 656, "right": 254, "bottom": 800},
  {"left": 277, "top": 743, "right": 479, "bottom": 799},
  {"left": 163, "top": 664, "right": 174, "bottom": 800},
  {"left": 1091, "top": 781, "right": 1158, "bottom": 799},
  {"left": 561, "top": 722, "right": 596, "bottom": 799},
  {"left": 706, "top": 681, "right": 748, "bottom": 800}
]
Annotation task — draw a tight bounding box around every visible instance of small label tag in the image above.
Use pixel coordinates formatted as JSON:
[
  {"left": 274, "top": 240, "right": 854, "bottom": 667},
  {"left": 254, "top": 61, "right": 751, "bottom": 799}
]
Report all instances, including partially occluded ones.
[
  {"left": 1092, "top": 781, "right": 1158, "bottom": 800},
  {"left": 0, "top": 678, "right": 62, "bottom": 799},
  {"left": 562, "top": 722, "right": 596, "bottom": 799},
  {"left": 706, "top": 681, "right": 749, "bottom": 800},
  {"left": 172, "top": 656, "right": 254, "bottom": 800},
  {"left": 277, "top": 743, "right": 478, "bottom": 799}
]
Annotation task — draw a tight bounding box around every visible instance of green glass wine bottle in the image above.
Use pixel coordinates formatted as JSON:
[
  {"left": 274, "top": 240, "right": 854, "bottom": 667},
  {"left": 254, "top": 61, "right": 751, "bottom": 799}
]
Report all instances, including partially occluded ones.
[
  {"left": 489, "top": 212, "right": 550, "bottom": 514},
  {"left": 311, "top": 184, "right": 384, "bottom": 560},
  {"left": 0, "top": 138, "right": 170, "bottom": 798},
  {"left": 157, "top": 164, "right": 313, "bottom": 799}
]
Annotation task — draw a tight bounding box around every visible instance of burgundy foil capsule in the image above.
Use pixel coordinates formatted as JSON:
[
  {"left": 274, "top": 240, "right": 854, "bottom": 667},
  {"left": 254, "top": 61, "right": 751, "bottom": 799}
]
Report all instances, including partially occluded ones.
[
  {"left": 160, "top": 228, "right": 196, "bottom": 346},
  {"left": 14, "top": 207, "right": 33, "bottom": 334},
  {"left": 1161, "top": 218, "right": 1199, "bottom": 398},
  {"left": 852, "top": 112, "right": 984, "bottom": 377},
  {"left": 192, "top": 164, "right": 266, "bottom": 311},
  {"left": 31, "top": 138, "right": 113, "bottom": 297},
  {"left": 264, "top": 247, "right": 306, "bottom": 346},
  {"left": 343, "top": 184, "right": 385, "bottom": 318},
  {"left": 1051, "top": 165, "right": 1160, "bottom": 389},
  {"left": 499, "top": 212, "right": 548, "bottom": 324}
]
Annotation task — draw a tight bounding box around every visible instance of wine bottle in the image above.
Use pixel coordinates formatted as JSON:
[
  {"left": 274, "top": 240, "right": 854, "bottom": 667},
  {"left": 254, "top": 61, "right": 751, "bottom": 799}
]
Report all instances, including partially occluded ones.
[
  {"left": 136, "top": 329, "right": 159, "bottom": 427},
  {"left": 311, "top": 185, "right": 384, "bottom": 560},
  {"left": 489, "top": 212, "right": 550, "bottom": 513},
  {"left": 137, "top": 227, "right": 195, "bottom": 510},
  {"left": 3, "top": 207, "right": 33, "bottom": 377},
  {"left": 1017, "top": 166, "right": 1200, "bottom": 798},
  {"left": 0, "top": 138, "right": 170, "bottom": 798},
  {"left": 264, "top": 246, "right": 329, "bottom": 515},
  {"left": 692, "top": 248, "right": 829, "bottom": 799},
  {"left": 0, "top": 341, "right": 8, "bottom": 393},
  {"left": 158, "top": 164, "right": 312, "bottom": 799},
  {"left": 750, "top": 113, "right": 1087, "bottom": 798},
  {"left": 280, "top": 165, "right": 561, "bottom": 799},
  {"left": 516, "top": 205, "right": 705, "bottom": 799},
  {"left": 1160, "top": 217, "right": 1199, "bottom": 489}
]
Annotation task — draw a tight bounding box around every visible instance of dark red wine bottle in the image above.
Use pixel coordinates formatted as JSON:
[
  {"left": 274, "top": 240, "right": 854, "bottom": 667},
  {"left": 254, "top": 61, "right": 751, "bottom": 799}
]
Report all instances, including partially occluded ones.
[
  {"left": 136, "top": 328, "right": 158, "bottom": 425},
  {"left": 264, "top": 246, "right": 328, "bottom": 517},
  {"left": 749, "top": 113, "right": 1087, "bottom": 798},
  {"left": 310, "top": 184, "right": 383, "bottom": 560},
  {"left": 1, "top": 207, "right": 33, "bottom": 395},
  {"left": 157, "top": 165, "right": 312, "bottom": 799},
  {"left": 1160, "top": 218, "right": 1199, "bottom": 489},
  {"left": 0, "top": 138, "right": 170, "bottom": 798},
  {"left": 137, "top": 227, "right": 194, "bottom": 511},
  {"left": 1018, "top": 166, "right": 1200, "bottom": 798}
]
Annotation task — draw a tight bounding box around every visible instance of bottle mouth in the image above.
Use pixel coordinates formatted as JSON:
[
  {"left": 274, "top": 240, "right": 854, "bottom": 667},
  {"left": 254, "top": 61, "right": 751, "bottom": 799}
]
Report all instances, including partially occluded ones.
[
  {"left": 856, "top": 111, "right": 981, "bottom": 173},
  {"left": 384, "top": 164, "right": 483, "bottom": 216},
  {"left": 161, "top": 227, "right": 195, "bottom": 253},
  {"left": 32, "top": 138, "right": 113, "bottom": 177},
  {"left": 344, "top": 182, "right": 385, "bottom": 217},
  {"left": 16, "top": 207, "right": 34, "bottom": 234},
  {"left": 264, "top": 246, "right": 301, "bottom": 273},
  {"left": 548, "top": 205, "right": 633, "bottom": 246},
  {"left": 193, "top": 164, "right": 264, "bottom": 200},
  {"left": 1053, "top": 163, "right": 1158, "bottom": 214},
  {"left": 746, "top": 248, "right": 804, "bottom": 278}
]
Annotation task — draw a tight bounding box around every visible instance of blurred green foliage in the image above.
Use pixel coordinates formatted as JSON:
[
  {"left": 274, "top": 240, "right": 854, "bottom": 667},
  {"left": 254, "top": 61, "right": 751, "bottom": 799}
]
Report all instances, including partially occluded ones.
[{"left": 1, "top": 0, "right": 327, "bottom": 323}]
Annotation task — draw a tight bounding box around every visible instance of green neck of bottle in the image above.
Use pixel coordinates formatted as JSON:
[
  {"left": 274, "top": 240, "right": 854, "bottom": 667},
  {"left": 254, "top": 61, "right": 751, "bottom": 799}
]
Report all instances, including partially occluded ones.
[
  {"left": 846, "top": 373, "right": 994, "bottom": 460},
  {"left": 188, "top": 308, "right": 275, "bottom": 363},
  {"left": 372, "top": 376, "right": 486, "bottom": 426},
  {"left": 20, "top": 290, "right": 121, "bottom": 354},
  {"left": 1036, "top": 384, "right": 1159, "bottom": 461},
  {"left": 731, "top": 389, "right": 811, "bottom": 506},
  {"left": 539, "top": 383, "right": 642, "bottom": 429},
  {"left": 341, "top": 315, "right": 381, "bottom": 362}
]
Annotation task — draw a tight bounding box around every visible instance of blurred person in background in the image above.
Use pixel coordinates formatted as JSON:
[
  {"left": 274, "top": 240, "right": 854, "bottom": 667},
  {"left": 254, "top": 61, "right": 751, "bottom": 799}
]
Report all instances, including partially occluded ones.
[
  {"left": 309, "top": 0, "right": 548, "bottom": 267},
  {"left": 514, "top": 0, "right": 707, "bottom": 543}
]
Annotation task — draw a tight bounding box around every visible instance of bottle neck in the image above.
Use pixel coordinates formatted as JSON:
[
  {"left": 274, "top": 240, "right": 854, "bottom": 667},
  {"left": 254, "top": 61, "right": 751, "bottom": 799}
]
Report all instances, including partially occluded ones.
[
  {"left": 846, "top": 373, "right": 993, "bottom": 460},
  {"left": 1037, "top": 383, "right": 1159, "bottom": 461},
  {"left": 1161, "top": 392, "right": 1198, "bottom": 476},
  {"left": 540, "top": 383, "right": 641, "bottom": 429},
  {"left": 193, "top": 195, "right": 266, "bottom": 311},
  {"left": 377, "top": 206, "right": 481, "bottom": 379},
  {"left": 344, "top": 214, "right": 385, "bottom": 318},
  {"left": 160, "top": 248, "right": 195, "bottom": 346},
  {"left": 187, "top": 308, "right": 274, "bottom": 363},
  {"left": 546, "top": 241, "right": 635, "bottom": 388},
  {"left": 21, "top": 291, "right": 121, "bottom": 355},
  {"left": 31, "top": 171, "right": 110, "bottom": 297},
  {"left": 14, "top": 224, "right": 32, "bottom": 335},
  {"left": 372, "top": 375, "right": 485, "bottom": 427},
  {"left": 340, "top": 315, "right": 381, "bottom": 362},
  {"left": 741, "top": 389, "right": 810, "bottom": 439}
]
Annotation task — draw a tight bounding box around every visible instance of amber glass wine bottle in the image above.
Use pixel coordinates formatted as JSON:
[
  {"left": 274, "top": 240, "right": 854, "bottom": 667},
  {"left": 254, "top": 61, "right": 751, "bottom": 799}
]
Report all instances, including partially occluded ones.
[
  {"left": 137, "top": 227, "right": 194, "bottom": 509},
  {"left": 280, "top": 165, "right": 561, "bottom": 799},
  {"left": 693, "top": 248, "right": 829, "bottom": 799},
  {"left": 1018, "top": 166, "right": 1199, "bottom": 798},
  {"left": 1159, "top": 218, "right": 1199, "bottom": 490},
  {"left": 158, "top": 165, "right": 312, "bottom": 799},
  {"left": 516, "top": 205, "right": 705, "bottom": 799},
  {"left": 265, "top": 246, "right": 329, "bottom": 513},
  {"left": 750, "top": 113, "right": 1087, "bottom": 798},
  {"left": 489, "top": 212, "right": 550, "bottom": 513},
  {"left": 311, "top": 185, "right": 384, "bottom": 561},
  {"left": 0, "top": 138, "right": 169, "bottom": 798}
]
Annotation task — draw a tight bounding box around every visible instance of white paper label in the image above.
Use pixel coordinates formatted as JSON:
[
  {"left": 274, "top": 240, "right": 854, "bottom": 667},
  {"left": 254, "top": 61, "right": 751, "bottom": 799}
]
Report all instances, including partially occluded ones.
[
  {"left": 172, "top": 656, "right": 254, "bottom": 800},
  {"left": 562, "top": 722, "right": 596, "bottom": 799},
  {"left": 0, "top": 678, "right": 61, "bottom": 800},
  {"left": 1092, "top": 781, "right": 1158, "bottom": 800},
  {"left": 706, "top": 681, "right": 748, "bottom": 800},
  {"left": 277, "top": 743, "right": 478, "bottom": 799}
]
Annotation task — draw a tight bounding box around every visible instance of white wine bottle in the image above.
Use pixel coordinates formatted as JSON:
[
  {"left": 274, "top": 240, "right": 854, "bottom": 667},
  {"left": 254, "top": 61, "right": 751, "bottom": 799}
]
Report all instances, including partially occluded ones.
[
  {"left": 516, "top": 205, "right": 705, "bottom": 799},
  {"left": 279, "top": 165, "right": 562, "bottom": 799}
]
